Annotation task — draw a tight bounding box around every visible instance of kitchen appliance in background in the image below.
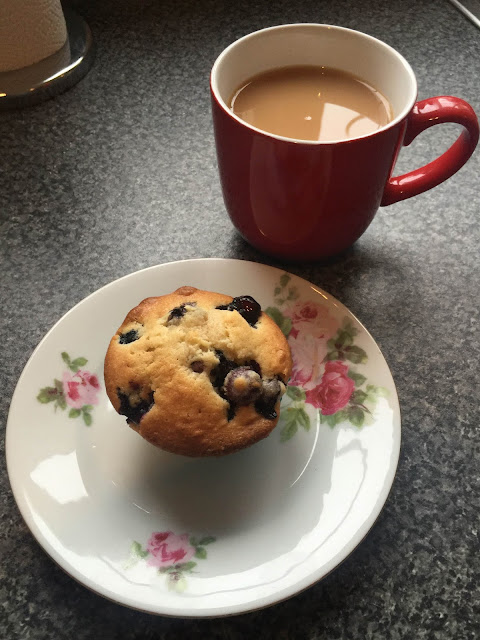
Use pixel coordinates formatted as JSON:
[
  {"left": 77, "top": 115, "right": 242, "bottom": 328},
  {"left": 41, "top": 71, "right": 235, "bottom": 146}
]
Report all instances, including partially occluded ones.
[{"left": 0, "top": 1, "right": 94, "bottom": 109}]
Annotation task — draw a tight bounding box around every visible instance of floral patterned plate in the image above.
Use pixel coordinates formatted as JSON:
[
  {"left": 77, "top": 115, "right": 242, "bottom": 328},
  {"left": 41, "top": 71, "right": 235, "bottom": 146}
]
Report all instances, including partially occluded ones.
[{"left": 6, "top": 259, "right": 400, "bottom": 617}]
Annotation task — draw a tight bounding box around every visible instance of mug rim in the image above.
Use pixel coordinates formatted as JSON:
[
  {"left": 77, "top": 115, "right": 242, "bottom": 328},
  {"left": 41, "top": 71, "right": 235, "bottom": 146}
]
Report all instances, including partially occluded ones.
[{"left": 210, "top": 23, "right": 418, "bottom": 145}]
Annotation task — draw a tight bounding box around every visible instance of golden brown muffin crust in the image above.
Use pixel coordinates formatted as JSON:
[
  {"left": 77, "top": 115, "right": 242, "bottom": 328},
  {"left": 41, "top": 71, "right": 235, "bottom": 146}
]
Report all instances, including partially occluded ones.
[{"left": 104, "top": 286, "right": 292, "bottom": 456}]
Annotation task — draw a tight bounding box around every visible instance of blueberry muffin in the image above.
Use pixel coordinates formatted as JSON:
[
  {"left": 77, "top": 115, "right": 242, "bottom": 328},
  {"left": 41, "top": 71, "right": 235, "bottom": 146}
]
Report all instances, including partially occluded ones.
[{"left": 104, "top": 286, "right": 292, "bottom": 456}]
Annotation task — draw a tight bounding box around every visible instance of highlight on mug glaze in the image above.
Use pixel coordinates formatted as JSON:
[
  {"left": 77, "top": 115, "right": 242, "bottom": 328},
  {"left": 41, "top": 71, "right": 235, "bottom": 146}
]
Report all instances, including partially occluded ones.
[{"left": 268, "top": 275, "right": 388, "bottom": 441}]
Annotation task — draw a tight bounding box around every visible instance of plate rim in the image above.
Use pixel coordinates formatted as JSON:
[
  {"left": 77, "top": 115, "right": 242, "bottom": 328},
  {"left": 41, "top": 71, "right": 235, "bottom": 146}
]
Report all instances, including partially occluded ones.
[{"left": 6, "top": 258, "right": 401, "bottom": 617}]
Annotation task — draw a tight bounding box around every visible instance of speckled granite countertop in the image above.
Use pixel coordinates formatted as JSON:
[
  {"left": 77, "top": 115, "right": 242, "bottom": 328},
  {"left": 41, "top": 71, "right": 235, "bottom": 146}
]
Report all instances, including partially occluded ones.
[{"left": 1, "top": 0, "right": 479, "bottom": 638}]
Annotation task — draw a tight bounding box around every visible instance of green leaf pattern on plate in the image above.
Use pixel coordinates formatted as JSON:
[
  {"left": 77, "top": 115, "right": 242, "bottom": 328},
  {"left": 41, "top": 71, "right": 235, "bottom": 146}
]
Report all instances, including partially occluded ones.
[
  {"left": 270, "top": 274, "right": 389, "bottom": 441},
  {"left": 36, "top": 352, "right": 100, "bottom": 426},
  {"left": 127, "top": 531, "right": 216, "bottom": 592}
]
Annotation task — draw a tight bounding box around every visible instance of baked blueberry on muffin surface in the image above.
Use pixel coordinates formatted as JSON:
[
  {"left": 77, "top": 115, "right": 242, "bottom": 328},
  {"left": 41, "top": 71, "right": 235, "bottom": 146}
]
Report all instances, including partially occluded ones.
[{"left": 104, "top": 286, "right": 292, "bottom": 456}]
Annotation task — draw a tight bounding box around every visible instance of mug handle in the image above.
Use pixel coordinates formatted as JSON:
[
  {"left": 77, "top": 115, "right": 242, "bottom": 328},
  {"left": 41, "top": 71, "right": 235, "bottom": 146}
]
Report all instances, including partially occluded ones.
[{"left": 381, "top": 96, "right": 479, "bottom": 206}]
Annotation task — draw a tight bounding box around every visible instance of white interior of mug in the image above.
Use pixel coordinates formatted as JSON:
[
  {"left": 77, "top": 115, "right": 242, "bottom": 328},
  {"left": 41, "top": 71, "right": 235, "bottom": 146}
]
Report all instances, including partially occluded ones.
[{"left": 211, "top": 24, "right": 417, "bottom": 144}]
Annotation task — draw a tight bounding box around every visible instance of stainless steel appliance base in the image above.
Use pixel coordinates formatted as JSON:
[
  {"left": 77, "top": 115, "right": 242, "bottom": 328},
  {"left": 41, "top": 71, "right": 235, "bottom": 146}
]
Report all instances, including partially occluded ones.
[{"left": 0, "top": 9, "right": 94, "bottom": 110}]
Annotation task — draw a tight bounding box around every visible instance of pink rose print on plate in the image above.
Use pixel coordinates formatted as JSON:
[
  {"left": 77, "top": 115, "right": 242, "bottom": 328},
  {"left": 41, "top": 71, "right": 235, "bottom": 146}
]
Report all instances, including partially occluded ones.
[
  {"left": 267, "top": 273, "right": 388, "bottom": 440},
  {"left": 287, "top": 300, "right": 339, "bottom": 340},
  {"left": 37, "top": 352, "right": 100, "bottom": 425},
  {"left": 63, "top": 369, "right": 100, "bottom": 409},
  {"left": 305, "top": 361, "right": 355, "bottom": 414},
  {"left": 128, "top": 532, "right": 216, "bottom": 592},
  {"left": 146, "top": 532, "right": 195, "bottom": 569},
  {"left": 289, "top": 332, "right": 329, "bottom": 390},
  {"left": 286, "top": 300, "right": 339, "bottom": 389}
]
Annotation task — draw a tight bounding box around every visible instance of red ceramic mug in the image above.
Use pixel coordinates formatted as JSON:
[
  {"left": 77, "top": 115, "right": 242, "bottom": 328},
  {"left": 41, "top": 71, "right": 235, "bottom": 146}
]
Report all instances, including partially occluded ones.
[{"left": 211, "top": 24, "right": 479, "bottom": 261}]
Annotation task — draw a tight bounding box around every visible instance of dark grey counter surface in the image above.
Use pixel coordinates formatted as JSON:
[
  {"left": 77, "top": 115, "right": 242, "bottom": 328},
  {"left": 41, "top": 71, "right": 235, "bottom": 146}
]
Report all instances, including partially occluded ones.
[{"left": 1, "top": 1, "right": 479, "bottom": 638}]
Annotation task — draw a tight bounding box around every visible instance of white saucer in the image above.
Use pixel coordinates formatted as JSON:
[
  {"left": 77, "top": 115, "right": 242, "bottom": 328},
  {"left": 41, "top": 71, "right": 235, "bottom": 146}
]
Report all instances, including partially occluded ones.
[{"left": 6, "top": 259, "right": 400, "bottom": 617}]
